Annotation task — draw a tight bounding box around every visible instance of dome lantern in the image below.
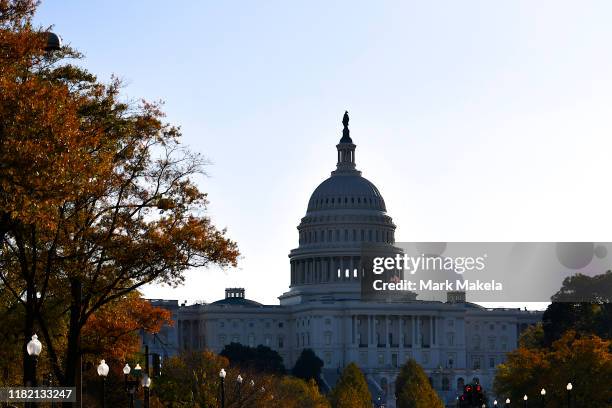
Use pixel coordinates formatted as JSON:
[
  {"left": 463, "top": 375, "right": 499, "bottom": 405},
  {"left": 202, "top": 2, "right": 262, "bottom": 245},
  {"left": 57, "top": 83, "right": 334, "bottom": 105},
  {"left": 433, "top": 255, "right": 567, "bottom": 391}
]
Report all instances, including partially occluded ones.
[{"left": 335, "top": 111, "right": 357, "bottom": 173}]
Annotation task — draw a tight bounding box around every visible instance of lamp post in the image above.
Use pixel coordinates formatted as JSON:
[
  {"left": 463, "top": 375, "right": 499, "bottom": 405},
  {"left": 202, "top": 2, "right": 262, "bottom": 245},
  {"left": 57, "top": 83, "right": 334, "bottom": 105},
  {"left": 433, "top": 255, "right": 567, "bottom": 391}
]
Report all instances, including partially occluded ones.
[
  {"left": 97, "top": 359, "right": 109, "bottom": 408},
  {"left": 566, "top": 383, "right": 572, "bottom": 408},
  {"left": 540, "top": 388, "right": 545, "bottom": 408},
  {"left": 128, "top": 363, "right": 142, "bottom": 408},
  {"left": 219, "top": 368, "right": 226, "bottom": 408},
  {"left": 123, "top": 364, "right": 134, "bottom": 408},
  {"left": 494, "top": 400, "right": 498, "bottom": 406},
  {"left": 506, "top": 397, "right": 511, "bottom": 407},
  {"left": 26, "top": 334, "right": 42, "bottom": 408},
  {"left": 236, "top": 374, "right": 243, "bottom": 403},
  {"left": 26, "top": 334, "right": 42, "bottom": 385},
  {"left": 523, "top": 394, "right": 528, "bottom": 408},
  {"left": 144, "top": 344, "right": 150, "bottom": 408},
  {"left": 142, "top": 373, "right": 151, "bottom": 407},
  {"left": 123, "top": 364, "right": 131, "bottom": 390}
]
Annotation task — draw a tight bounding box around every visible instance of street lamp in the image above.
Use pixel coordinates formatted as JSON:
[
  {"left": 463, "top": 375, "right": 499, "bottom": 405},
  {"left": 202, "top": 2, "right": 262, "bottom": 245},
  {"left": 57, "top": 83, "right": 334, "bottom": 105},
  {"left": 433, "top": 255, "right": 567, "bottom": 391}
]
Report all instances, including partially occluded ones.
[
  {"left": 566, "top": 383, "right": 572, "bottom": 408},
  {"left": 506, "top": 397, "right": 511, "bottom": 407},
  {"left": 494, "top": 400, "right": 497, "bottom": 406},
  {"left": 97, "top": 360, "right": 109, "bottom": 408},
  {"left": 43, "top": 32, "right": 62, "bottom": 52},
  {"left": 540, "top": 389, "right": 546, "bottom": 408},
  {"left": 523, "top": 394, "right": 528, "bottom": 408},
  {"left": 237, "top": 374, "right": 243, "bottom": 402},
  {"left": 25, "top": 335, "right": 43, "bottom": 408},
  {"left": 26, "top": 334, "right": 42, "bottom": 385},
  {"left": 219, "top": 368, "right": 226, "bottom": 408},
  {"left": 124, "top": 363, "right": 139, "bottom": 408},
  {"left": 142, "top": 372, "right": 152, "bottom": 408},
  {"left": 123, "top": 364, "right": 131, "bottom": 389},
  {"left": 142, "top": 374, "right": 151, "bottom": 388}
]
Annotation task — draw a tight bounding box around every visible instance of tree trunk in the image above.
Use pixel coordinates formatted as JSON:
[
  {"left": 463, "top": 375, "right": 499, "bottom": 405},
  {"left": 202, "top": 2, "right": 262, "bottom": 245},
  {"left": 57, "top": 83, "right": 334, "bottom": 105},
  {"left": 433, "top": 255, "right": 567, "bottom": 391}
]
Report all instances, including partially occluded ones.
[
  {"left": 23, "top": 288, "right": 35, "bottom": 386},
  {"left": 62, "top": 278, "right": 82, "bottom": 408}
]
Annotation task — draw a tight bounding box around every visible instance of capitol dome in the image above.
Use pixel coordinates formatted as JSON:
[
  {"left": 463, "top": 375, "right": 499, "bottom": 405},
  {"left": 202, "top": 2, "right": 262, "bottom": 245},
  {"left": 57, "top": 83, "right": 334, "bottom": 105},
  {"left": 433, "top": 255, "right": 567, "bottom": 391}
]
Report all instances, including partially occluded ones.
[
  {"left": 280, "top": 111, "right": 399, "bottom": 304},
  {"left": 307, "top": 174, "right": 386, "bottom": 212}
]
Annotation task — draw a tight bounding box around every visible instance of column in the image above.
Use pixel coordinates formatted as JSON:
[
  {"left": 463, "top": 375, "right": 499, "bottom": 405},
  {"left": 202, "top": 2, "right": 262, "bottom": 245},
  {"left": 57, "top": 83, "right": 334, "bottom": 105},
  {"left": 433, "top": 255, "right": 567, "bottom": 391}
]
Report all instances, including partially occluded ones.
[
  {"left": 398, "top": 316, "right": 403, "bottom": 348},
  {"left": 385, "top": 316, "right": 389, "bottom": 346},
  {"left": 430, "top": 316, "right": 434, "bottom": 347},
  {"left": 415, "top": 316, "right": 420, "bottom": 348}
]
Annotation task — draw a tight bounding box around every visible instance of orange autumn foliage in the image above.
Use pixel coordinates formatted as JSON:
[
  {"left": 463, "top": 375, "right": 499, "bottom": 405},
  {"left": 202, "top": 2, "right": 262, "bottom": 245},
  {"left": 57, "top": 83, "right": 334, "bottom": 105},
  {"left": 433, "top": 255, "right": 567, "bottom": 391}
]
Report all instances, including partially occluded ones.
[
  {"left": 494, "top": 330, "right": 612, "bottom": 407},
  {"left": 82, "top": 293, "right": 172, "bottom": 361},
  {"left": 0, "top": 1, "right": 239, "bottom": 393}
]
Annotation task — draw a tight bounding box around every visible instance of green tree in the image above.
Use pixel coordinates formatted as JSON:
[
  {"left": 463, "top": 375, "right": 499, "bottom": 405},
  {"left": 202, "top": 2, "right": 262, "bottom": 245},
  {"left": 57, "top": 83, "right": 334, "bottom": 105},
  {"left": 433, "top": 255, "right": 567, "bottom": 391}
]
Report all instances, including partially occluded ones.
[
  {"left": 542, "top": 271, "right": 612, "bottom": 346},
  {"left": 395, "top": 359, "right": 444, "bottom": 408},
  {"left": 519, "top": 322, "right": 545, "bottom": 349},
  {"left": 291, "top": 348, "right": 323, "bottom": 384},
  {"left": 220, "top": 342, "right": 285, "bottom": 374},
  {"left": 154, "top": 350, "right": 294, "bottom": 408},
  {"left": 154, "top": 350, "right": 228, "bottom": 407},
  {"left": 328, "top": 363, "right": 371, "bottom": 408}
]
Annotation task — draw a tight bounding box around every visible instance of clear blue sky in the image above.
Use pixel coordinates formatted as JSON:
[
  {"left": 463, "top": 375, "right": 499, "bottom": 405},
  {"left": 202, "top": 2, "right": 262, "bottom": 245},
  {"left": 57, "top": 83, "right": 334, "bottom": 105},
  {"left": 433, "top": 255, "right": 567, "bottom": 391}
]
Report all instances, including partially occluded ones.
[{"left": 36, "top": 1, "right": 612, "bottom": 306}]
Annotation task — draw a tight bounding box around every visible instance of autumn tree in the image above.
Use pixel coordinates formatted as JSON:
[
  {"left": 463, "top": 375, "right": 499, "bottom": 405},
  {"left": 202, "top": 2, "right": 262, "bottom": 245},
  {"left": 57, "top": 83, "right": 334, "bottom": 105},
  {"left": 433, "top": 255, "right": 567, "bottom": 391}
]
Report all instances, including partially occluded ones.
[
  {"left": 81, "top": 292, "right": 172, "bottom": 361},
  {"left": 328, "top": 363, "right": 371, "bottom": 408},
  {"left": 0, "top": 1, "right": 239, "bottom": 404},
  {"left": 395, "top": 359, "right": 444, "bottom": 408},
  {"left": 272, "top": 377, "right": 330, "bottom": 408},
  {"left": 1, "top": 0, "right": 116, "bottom": 386},
  {"left": 494, "top": 330, "right": 612, "bottom": 407},
  {"left": 154, "top": 350, "right": 281, "bottom": 408}
]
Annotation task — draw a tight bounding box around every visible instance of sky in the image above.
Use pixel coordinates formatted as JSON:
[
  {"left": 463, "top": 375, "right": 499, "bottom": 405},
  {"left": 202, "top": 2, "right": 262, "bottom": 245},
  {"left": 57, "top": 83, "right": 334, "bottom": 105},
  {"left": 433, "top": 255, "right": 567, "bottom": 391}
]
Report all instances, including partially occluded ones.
[{"left": 35, "top": 1, "right": 612, "bottom": 307}]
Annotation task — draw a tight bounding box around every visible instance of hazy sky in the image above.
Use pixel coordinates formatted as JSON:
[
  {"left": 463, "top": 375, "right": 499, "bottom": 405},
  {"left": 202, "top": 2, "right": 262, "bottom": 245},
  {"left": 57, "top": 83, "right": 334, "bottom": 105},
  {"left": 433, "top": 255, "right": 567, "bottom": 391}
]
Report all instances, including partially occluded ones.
[{"left": 35, "top": 1, "right": 612, "bottom": 306}]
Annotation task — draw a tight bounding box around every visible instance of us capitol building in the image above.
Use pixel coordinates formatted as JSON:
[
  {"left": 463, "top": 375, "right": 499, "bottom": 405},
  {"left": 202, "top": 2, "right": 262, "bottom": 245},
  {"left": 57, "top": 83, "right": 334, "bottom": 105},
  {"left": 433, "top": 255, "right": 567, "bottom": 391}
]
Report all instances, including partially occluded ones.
[{"left": 147, "top": 112, "right": 541, "bottom": 407}]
